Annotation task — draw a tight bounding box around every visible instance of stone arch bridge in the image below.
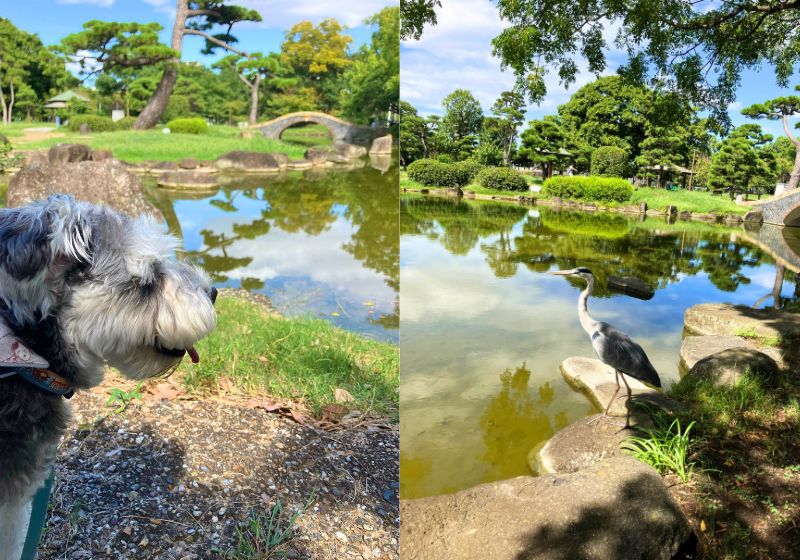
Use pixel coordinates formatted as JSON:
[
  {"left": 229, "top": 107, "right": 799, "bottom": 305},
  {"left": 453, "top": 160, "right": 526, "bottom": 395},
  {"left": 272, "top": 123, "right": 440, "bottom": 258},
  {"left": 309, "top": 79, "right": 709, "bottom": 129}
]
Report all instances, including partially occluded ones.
[
  {"left": 251, "top": 111, "right": 381, "bottom": 146},
  {"left": 751, "top": 188, "right": 800, "bottom": 226}
]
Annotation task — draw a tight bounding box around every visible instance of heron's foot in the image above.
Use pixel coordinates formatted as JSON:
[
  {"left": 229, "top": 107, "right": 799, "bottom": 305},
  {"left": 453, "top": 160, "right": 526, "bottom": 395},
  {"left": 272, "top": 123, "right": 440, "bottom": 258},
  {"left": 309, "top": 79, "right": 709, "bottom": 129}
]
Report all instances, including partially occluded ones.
[{"left": 586, "top": 413, "right": 609, "bottom": 426}]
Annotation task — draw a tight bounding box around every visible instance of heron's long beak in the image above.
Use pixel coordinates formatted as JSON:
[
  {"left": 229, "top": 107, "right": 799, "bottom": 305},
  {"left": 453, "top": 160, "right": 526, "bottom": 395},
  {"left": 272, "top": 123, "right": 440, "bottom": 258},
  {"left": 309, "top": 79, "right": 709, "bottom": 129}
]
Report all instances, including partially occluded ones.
[{"left": 549, "top": 270, "right": 572, "bottom": 276}]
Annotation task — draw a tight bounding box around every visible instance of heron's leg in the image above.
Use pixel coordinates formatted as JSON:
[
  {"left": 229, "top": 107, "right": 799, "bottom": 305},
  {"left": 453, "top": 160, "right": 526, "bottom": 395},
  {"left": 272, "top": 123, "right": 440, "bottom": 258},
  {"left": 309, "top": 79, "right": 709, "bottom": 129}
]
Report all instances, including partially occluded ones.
[
  {"left": 620, "top": 373, "right": 633, "bottom": 428},
  {"left": 589, "top": 369, "right": 621, "bottom": 425},
  {"left": 603, "top": 369, "right": 621, "bottom": 415}
]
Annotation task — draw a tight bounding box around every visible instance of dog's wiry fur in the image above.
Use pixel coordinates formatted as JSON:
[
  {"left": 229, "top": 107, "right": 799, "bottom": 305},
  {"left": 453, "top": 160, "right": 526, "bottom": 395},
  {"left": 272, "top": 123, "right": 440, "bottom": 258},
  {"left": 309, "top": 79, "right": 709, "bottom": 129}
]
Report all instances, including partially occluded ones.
[{"left": 0, "top": 195, "right": 216, "bottom": 559}]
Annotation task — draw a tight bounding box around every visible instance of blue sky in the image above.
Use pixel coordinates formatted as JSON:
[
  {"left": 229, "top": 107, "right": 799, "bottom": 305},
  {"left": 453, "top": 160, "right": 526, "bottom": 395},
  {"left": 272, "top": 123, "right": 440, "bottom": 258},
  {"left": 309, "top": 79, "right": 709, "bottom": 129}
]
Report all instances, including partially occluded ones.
[
  {"left": 5, "top": 0, "right": 393, "bottom": 73},
  {"left": 400, "top": 0, "right": 799, "bottom": 140}
]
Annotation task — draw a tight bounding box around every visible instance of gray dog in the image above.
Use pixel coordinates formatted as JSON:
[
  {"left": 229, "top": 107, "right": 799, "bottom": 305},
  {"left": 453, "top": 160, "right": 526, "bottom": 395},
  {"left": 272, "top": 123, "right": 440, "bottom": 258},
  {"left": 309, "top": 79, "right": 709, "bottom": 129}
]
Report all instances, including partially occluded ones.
[{"left": 0, "top": 195, "right": 217, "bottom": 559}]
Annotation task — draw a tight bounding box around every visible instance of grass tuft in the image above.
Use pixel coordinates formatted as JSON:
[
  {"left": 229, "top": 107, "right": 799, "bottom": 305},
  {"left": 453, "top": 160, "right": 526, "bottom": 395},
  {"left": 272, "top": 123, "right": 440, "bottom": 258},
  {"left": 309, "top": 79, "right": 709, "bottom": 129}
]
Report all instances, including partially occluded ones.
[
  {"left": 177, "top": 296, "right": 399, "bottom": 418},
  {"left": 232, "top": 495, "right": 314, "bottom": 559},
  {"left": 624, "top": 418, "right": 696, "bottom": 482}
]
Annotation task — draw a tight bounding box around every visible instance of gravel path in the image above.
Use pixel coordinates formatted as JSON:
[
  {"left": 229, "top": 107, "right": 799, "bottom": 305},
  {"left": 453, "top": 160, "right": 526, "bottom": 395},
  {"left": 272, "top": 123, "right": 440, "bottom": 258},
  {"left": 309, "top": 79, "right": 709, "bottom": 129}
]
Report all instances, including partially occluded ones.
[{"left": 41, "top": 389, "right": 399, "bottom": 559}]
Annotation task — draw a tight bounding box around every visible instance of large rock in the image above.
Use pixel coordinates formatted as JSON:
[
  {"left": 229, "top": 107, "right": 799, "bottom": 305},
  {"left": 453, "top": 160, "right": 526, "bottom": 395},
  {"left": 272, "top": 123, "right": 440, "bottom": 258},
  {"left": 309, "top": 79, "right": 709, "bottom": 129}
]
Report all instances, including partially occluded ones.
[
  {"left": 401, "top": 456, "right": 691, "bottom": 560},
  {"left": 684, "top": 303, "right": 800, "bottom": 340},
  {"left": 560, "top": 357, "right": 663, "bottom": 417},
  {"left": 7, "top": 159, "right": 160, "bottom": 218},
  {"left": 607, "top": 275, "right": 654, "bottom": 300},
  {"left": 214, "top": 151, "right": 281, "bottom": 172},
  {"left": 369, "top": 133, "right": 393, "bottom": 155},
  {"left": 530, "top": 414, "right": 638, "bottom": 475},
  {"left": 304, "top": 147, "right": 329, "bottom": 166},
  {"left": 335, "top": 142, "right": 367, "bottom": 159},
  {"left": 48, "top": 143, "right": 91, "bottom": 165},
  {"left": 686, "top": 347, "right": 779, "bottom": 387},
  {"left": 680, "top": 335, "right": 750, "bottom": 371}
]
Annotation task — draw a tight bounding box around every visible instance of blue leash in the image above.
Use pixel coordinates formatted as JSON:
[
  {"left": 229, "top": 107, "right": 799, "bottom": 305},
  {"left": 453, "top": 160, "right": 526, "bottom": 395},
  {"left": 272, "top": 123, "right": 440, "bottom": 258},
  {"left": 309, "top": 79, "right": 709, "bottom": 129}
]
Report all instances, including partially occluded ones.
[{"left": 20, "top": 471, "right": 53, "bottom": 560}]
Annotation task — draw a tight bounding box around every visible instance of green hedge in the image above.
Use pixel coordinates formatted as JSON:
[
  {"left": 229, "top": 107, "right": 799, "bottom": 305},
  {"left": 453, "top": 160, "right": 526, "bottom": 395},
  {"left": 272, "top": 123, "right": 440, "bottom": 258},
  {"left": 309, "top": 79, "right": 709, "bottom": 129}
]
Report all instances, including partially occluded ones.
[
  {"left": 67, "top": 115, "right": 117, "bottom": 133},
  {"left": 590, "top": 146, "right": 629, "bottom": 177},
  {"left": 165, "top": 117, "right": 208, "bottom": 134},
  {"left": 476, "top": 166, "right": 528, "bottom": 191},
  {"left": 455, "top": 160, "right": 484, "bottom": 183},
  {"left": 114, "top": 116, "right": 136, "bottom": 130},
  {"left": 542, "top": 176, "right": 633, "bottom": 202},
  {"left": 406, "top": 159, "right": 457, "bottom": 187}
]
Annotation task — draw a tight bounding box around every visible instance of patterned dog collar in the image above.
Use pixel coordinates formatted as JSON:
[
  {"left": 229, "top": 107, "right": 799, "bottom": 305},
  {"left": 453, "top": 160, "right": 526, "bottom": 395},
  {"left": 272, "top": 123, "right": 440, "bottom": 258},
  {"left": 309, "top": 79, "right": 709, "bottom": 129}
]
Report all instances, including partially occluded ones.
[{"left": 0, "top": 367, "right": 74, "bottom": 399}]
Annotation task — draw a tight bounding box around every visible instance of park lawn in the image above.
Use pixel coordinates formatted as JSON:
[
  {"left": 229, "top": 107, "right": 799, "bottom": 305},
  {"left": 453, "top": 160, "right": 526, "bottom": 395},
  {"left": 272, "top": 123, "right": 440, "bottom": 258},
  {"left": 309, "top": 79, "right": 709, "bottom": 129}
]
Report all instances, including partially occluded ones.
[
  {"left": 402, "top": 170, "right": 750, "bottom": 214},
  {"left": 5, "top": 124, "right": 308, "bottom": 162},
  {"left": 628, "top": 187, "right": 747, "bottom": 215},
  {"left": 0, "top": 121, "right": 40, "bottom": 138},
  {"left": 176, "top": 296, "right": 399, "bottom": 420},
  {"left": 401, "top": 170, "right": 543, "bottom": 197},
  {"left": 280, "top": 123, "right": 333, "bottom": 146}
]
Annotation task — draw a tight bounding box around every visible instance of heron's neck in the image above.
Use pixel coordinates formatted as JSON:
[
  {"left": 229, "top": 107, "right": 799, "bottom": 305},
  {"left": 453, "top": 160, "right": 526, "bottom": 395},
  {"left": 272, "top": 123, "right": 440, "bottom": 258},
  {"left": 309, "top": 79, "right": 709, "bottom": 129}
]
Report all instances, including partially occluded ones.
[{"left": 578, "top": 277, "right": 595, "bottom": 334}]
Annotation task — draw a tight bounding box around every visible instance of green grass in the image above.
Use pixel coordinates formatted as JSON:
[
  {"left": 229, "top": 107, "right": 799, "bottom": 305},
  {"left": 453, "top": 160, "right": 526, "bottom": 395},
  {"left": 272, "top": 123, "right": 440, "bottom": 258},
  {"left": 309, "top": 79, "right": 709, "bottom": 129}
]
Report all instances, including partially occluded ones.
[
  {"left": 629, "top": 186, "right": 746, "bottom": 214},
  {"left": 232, "top": 496, "right": 313, "bottom": 560},
  {"left": 177, "top": 296, "right": 398, "bottom": 418},
  {"left": 280, "top": 123, "right": 333, "bottom": 147},
  {"left": 624, "top": 418, "right": 696, "bottom": 482},
  {"left": 401, "top": 169, "right": 749, "bottom": 214},
  {"left": 0, "top": 121, "right": 41, "bottom": 138},
  {"left": 4, "top": 124, "right": 307, "bottom": 162},
  {"left": 400, "top": 170, "right": 542, "bottom": 197},
  {"left": 733, "top": 326, "right": 782, "bottom": 347}
]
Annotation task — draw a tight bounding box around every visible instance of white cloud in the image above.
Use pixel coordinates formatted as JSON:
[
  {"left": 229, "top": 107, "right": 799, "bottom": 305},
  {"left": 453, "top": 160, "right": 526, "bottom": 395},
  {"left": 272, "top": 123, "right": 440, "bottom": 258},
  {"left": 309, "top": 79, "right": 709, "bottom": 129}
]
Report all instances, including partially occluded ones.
[
  {"left": 57, "top": 0, "right": 114, "bottom": 5},
  {"left": 65, "top": 50, "right": 103, "bottom": 76},
  {"left": 400, "top": 0, "right": 619, "bottom": 120},
  {"left": 235, "top": 0, "right": 396, "bottom": 29},
  {"left": 140, "top": 0, "right": 176, "bottom": 16}
]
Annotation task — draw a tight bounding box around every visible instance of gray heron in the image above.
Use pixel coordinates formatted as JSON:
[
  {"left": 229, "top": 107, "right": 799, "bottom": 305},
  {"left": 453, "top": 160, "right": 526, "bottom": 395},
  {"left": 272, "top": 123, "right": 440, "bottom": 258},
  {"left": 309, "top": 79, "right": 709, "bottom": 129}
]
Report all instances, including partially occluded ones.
[{"left": 550, "top": 267, "right": 661, "bottom": 426}]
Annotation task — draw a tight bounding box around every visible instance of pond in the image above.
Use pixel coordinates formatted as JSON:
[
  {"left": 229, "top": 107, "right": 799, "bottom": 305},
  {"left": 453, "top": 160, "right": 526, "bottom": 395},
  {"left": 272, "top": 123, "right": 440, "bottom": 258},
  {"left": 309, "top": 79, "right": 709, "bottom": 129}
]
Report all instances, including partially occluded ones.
[
  {"left": 399, "top": 195, "right": 800, "bottom": 499},
  {"left": 148, "top": 162, "right": 399, "bottom": 343}
]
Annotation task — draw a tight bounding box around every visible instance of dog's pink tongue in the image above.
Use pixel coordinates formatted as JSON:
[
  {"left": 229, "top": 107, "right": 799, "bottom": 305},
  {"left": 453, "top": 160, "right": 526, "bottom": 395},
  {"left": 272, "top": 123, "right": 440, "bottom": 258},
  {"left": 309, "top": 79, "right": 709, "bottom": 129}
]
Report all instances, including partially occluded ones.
[{"left": 187, "top": 346, "right": 200, "bottom": 364}]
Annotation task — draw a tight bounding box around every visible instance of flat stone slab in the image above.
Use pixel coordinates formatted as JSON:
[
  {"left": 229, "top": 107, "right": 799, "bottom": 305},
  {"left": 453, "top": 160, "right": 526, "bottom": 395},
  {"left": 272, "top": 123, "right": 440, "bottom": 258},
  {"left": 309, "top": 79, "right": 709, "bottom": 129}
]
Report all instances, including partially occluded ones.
[
  {"left": 287, "top": 159, "right": 313, "bottom": 170},
  {"left": 401, "top": 456, "right": 691, "bottom": 560},
  {"left": 530, "top": 414, "right": 639, "bottom": 475},
  {"left": 561, "top": 357, "right": 662, "bottom": 417},
  {"left": 157, "top": 171, "right": 220, "bottom": 189},
  {"left": 680, "top": 335, "right": 750, "bottom": 371},
  {"left": 684, "top": 303, "right": 800, "bottom": 339},
  {"left": 607, "top": 275, "right": 654, "bottom": 300}
]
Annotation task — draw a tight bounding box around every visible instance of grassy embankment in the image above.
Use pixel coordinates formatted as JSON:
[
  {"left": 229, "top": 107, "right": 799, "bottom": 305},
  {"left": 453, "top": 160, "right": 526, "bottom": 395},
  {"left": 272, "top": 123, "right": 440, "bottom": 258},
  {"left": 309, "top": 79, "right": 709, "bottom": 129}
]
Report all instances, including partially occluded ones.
[
  {"left": 629, "top": 333, "right": 800, "bottom": 559},
  {"left": 0, "top": 122, "right": 330, "bottom": 162},
  {"left": 400, "top": 170, "right": 748, "bottom": 215},
  {"left": 175, "top": 296, "right": 399, "bottom": 419}
]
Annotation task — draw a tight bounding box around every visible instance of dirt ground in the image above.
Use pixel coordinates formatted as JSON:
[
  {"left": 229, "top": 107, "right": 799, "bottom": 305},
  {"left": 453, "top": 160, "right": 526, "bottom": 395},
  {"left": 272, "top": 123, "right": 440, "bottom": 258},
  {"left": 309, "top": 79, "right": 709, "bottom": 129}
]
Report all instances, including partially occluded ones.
[{"left": 40, "top": 388, "right": 399, "bottom": 559}]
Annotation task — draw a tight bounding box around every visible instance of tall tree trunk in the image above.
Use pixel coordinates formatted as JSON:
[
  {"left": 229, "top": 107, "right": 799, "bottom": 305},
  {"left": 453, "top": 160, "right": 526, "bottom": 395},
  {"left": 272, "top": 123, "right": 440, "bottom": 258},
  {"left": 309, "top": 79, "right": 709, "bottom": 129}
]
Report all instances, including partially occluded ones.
[
  {"left": 7, "top": 81, "right": 14, "bottom": 124},
  {"left": 0, "top": 85, "right": 6, "bottom": 125},
  {"left": 134, "top": 0, "right": 188, "bottom": 129},
  {"left": 248, "top": 73, "right": 260, "bottom": 125},
  {"left": 782, "top": 113, "right": 800, "bottom": 191}
]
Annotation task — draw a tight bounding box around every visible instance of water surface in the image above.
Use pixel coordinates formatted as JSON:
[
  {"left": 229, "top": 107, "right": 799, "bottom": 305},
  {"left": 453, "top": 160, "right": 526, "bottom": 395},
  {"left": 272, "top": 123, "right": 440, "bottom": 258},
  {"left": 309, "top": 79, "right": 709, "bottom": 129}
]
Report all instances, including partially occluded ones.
[
  {"left": 149, "top": 164, "right": 399, "bottom": 342},
  {"left": 400, "top": 195, "right": 799, "bottom": 499}
]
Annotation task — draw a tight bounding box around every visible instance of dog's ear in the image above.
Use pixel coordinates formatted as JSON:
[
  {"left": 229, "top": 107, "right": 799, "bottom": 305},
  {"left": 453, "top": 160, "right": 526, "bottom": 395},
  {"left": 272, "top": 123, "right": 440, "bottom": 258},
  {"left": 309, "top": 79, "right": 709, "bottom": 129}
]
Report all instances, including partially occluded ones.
[
  {"left": 46, "top": 194, "right": 93, "bottom": 266},
  {"left": 0, "top": 195, "right": 92, "bottom": 280},
  {"left": 0, "top": 204, "right": 54, "bottom": 280}
]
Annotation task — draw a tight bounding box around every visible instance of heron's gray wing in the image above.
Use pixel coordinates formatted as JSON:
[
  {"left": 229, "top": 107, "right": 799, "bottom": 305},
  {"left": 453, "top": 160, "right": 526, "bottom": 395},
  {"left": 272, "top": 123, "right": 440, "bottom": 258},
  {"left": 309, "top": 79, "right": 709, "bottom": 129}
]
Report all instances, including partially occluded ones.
[{"left": 591, "top": 322, "right": 661, "bottom": 388}]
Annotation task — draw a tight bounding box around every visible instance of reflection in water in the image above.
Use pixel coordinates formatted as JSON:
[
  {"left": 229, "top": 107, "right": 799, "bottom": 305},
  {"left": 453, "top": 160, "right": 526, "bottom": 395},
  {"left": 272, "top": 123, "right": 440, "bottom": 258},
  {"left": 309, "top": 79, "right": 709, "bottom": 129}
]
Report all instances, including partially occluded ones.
[
  {"left": 148, "top": 166, "right": 399, "bottom": 342},
  {"left": 400, "top": 195, "right": 800, "bottom": 498}
]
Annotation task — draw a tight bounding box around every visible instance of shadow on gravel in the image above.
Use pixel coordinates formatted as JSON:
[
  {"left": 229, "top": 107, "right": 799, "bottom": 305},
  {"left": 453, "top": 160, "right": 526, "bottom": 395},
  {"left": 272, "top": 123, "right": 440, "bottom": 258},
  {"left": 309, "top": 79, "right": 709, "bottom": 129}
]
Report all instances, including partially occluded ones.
[{"left": 43, "top": 398, "right": 399, "bottom": 559}]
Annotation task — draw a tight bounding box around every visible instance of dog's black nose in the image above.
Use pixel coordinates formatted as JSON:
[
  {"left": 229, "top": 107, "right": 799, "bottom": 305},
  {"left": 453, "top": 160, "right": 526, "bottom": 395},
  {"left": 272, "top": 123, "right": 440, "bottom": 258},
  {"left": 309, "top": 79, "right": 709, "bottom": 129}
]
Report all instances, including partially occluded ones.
[{"left": 208, "top": 287, "right": 218, "bottom": 304}]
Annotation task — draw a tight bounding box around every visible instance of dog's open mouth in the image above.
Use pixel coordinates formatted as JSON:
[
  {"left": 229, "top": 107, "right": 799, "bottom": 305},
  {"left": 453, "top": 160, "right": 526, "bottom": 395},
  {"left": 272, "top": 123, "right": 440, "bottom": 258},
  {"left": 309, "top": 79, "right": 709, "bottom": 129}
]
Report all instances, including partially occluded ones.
[{"left": 155, "top": 341, "right": 200, "bottom": 364}]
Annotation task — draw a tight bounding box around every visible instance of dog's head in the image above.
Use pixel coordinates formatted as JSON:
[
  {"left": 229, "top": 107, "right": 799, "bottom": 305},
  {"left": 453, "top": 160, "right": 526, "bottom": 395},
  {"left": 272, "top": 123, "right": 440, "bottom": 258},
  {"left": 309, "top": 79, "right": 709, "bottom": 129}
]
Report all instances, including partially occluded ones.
[{"left": 0, "top": 194, "right": 217, "bottom": 389}]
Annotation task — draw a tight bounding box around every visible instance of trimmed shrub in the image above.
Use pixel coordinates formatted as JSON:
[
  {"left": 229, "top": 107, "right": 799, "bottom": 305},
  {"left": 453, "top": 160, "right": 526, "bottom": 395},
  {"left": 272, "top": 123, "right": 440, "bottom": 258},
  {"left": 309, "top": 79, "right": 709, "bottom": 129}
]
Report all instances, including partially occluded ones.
[
  {"left": 407, "top": 159, "right": 459, "bottom": 187},
  {"left": 476, "top": 166, "right": 528, "bottom": 191},
  {"left": 454, "top": 160, "right": 484, "bottom": 183},
  {"left": 591, "top": 146, "right": 629, "bottom": 177},
  {"left": 165, "top": 117, "right": 208, "bottom": 134},
  {"left": 67, "top": 114, "right": 116, "bottom": 133},
  {"left": 114, "top": 116, "right": 136, "bottom": 130},
  {"left": 435, "top": 154, "right": 453, "bottom": 164},
  {"left": 542, "top": 176, "right": 633, "bottom": 202}
]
